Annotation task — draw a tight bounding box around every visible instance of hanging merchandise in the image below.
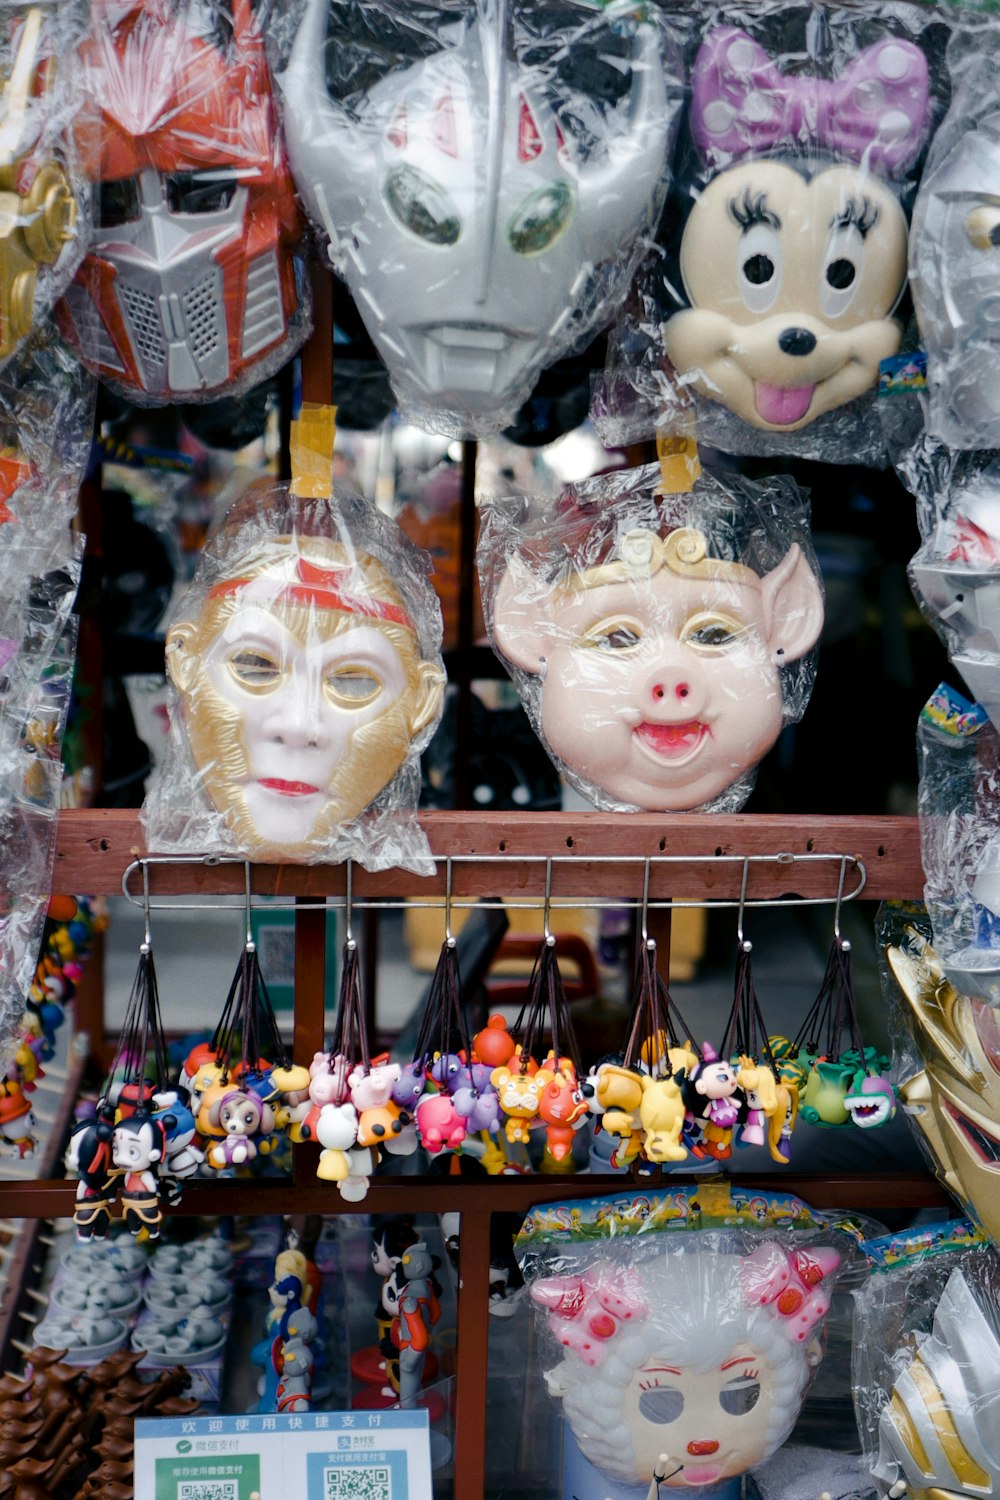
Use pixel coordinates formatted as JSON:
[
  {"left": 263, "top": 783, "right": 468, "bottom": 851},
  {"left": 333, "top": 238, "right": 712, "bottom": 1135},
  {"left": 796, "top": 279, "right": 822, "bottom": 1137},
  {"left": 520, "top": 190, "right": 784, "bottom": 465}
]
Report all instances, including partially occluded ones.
[
  {"left": 585, "top": 901, "right": 696, "bottom": 1172},
  {"left": 904, "top": 441, "right": 1000, "bottom": 733},
  {"left": 478, "top": 460, "right": 823, "bottom": 814},
  {"left": 518, "top": 1185, "right": 844, "bottom": 1499},
  {"left": 490, "top": 928, "right": 588, "bottom": 1171},
  {"left": 881, "top": 905, "right": 1000, "bottom": 1246},
  {"left": 0, "top": 2, "right": 89, "bottom": 369},
  {"left": 275, "top": 0, "right": 682, "bottom": 440},
  {"left": 58, "top": 0, "right": 311, "bottom": 405},
  {"left": 595, "top": 5, "right": 943, "bottom": 464},
  {"left": 773, "top": 917, "right": 895, "bottom": 1134},
  {"left": 141, "top": 407, "right": 446, "bottom": 870},
  {"left": 909, "top": 47, "right": 1000, "bottom": 450},
  {"left": 913, "top": 681, "right": 1000, "bottom": 1006},
  {"left": 852, "top": 1217, "right": 1000, "bottom": 1500}
]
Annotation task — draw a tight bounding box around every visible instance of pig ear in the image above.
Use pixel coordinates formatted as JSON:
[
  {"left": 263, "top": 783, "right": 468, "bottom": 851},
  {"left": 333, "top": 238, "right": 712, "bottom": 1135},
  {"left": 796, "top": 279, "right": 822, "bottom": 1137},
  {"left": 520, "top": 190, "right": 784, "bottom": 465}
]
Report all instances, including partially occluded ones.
[
  {"left": 759, "top": 544, "right": 824, "bottom": 666},
  {"left": 492, "top": 562, "right": 557, "bottom": 675}
]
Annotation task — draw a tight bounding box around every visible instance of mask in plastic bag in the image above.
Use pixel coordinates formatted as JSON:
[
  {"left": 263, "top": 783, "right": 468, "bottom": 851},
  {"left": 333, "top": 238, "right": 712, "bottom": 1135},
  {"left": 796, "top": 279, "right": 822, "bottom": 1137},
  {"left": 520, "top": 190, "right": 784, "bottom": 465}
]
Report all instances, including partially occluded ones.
[
  {"left": 278, "top": 0, "right": 677, "bottom": 439},
  {"left": 0, "top": 5, "right": 85, "bottom": 364},
  {"left": 910, "top": 57, "right": 1000, "bottom": 450},
  {"left": 887, "top": 934, "right": 1000, "bottom": 1243},
  {"left": 527, "top": 1233, "right": 840, "bottom": 1491},
  {"left": 478, "top": 463, "right": 823, "bottom": 813},
  {"left": 141, "top": 485, "right": 446, "bottom": 870},
  {"left": 58, "top": 0, "right": 308, "bottom": 405}
]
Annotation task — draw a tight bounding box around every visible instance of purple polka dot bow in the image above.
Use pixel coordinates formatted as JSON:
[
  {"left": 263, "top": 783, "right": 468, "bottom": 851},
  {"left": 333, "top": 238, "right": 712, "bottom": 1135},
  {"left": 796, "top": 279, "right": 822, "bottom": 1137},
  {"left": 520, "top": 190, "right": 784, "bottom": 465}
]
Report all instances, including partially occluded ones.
[{"left": 690, "top": 26, "right": 932, "bottom": 178}]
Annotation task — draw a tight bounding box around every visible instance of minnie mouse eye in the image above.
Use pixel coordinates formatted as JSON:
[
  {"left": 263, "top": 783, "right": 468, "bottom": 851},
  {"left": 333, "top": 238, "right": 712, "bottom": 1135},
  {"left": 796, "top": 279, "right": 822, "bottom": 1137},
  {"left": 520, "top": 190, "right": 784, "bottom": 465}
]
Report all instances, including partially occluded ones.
[
  {"left": 743, "top": 253, "right": 773, "bottom": 286},
  {"left": 826, "top": 258, "right": 856, "bottom": 290}
]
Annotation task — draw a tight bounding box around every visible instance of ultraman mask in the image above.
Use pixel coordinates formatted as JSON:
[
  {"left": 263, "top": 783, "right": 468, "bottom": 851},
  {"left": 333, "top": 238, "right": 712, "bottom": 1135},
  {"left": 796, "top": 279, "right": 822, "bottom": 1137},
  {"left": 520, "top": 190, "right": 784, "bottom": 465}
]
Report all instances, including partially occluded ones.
[
  {"left": 0, "top": 8, "right": 78, "bottom": 362},
  {"left": 889, "top": 940, "right": 1000, "bottom": 1245},
  {"left": 911, "top": 107, "right": 1000, "bottom": 448},
  {"left": 873, "top": 1269, "right": 1000, "bottom": 1500},
  {"left": 278, "top": 0, "right": 671, "bottom": 435},
  {"left": 663, "top": 28, "right": 931, "bottom": 433},
  {"left": 164, "top": 531, "right": 445, "bottom": 862},
  {"left": 59, "top": 0, "right": 303, "bottom": 401},
  {"left": 489, "top": 525, "right": 823, "bottom": 812}
]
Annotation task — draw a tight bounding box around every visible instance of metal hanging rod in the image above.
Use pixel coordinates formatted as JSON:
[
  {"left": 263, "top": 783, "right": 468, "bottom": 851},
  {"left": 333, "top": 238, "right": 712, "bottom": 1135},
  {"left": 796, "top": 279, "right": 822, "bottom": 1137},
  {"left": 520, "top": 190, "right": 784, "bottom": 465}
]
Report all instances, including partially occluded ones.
[{"left": 120, "top": 850, "right": 866, "bottom": 920}]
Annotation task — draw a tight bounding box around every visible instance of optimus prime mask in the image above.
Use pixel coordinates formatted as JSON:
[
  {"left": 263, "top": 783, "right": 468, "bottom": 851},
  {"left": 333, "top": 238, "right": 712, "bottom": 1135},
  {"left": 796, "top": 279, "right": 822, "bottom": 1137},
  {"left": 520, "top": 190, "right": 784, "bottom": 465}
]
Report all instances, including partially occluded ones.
[
  {"left": 278, "top": 0, "right": 674, "bottom": 438},
  {"left": 479, "top": 466, "right": 823, "bottom": 815},
  {"left": 662, "top": 26, "right": 932, "bottom": 436},
  {"left": 888, "top": 938, "right": 1000, "bottom": 1246},
  {"left": 142, "top": 486, "right": 446, "bottom": 870},
  {"left": 910, "top": 89, "right": 1000, "bottom": 450},
  {"left": 58, "top": 0, "right": 306, "bottom": 403},
  {"left": 872, "top": 1268, "right": 1000, "bottom": 1500},
  {"left": 0, "top": 7, "right": 80, "bottom": 364}
]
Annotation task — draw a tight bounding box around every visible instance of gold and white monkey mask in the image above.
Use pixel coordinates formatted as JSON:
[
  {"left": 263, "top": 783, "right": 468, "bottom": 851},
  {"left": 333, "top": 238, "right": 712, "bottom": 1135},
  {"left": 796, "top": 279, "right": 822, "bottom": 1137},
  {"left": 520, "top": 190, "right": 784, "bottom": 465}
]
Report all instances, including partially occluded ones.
[
  {"left": 160, "top": 512, "right": 445, "bottom": 863},
  {"left": 888, "top": 936, "right": 1000, "bottom": 1244}
]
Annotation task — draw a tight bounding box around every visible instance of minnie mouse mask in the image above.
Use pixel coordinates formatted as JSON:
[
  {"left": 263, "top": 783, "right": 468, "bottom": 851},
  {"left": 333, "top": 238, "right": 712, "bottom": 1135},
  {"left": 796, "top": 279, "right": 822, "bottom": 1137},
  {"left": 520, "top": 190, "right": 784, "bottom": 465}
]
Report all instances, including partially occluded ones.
[
  {"left": 663, "top": 27, "right": 932, "bottom": 435},
  {"left": 141, "top": 486, "right": 446, "bottom": 871},
  {"left": 480, "top": 465, "right": 823, "bottom": 814}
]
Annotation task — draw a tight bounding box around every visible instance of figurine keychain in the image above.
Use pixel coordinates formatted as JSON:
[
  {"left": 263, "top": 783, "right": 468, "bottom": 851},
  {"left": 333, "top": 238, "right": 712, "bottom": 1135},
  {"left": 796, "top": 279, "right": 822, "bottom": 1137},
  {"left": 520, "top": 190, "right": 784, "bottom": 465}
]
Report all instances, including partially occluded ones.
[{"left": 774, "top": 859, "right": 896, "bottom": 1132}]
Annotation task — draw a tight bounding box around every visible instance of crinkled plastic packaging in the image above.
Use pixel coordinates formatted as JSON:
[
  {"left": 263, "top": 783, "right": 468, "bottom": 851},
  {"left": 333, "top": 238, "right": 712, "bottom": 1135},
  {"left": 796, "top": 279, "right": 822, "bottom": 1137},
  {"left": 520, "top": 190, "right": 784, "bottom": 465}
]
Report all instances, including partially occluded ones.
[
  {"left": 879, "top": 906, "right": 1000, "bottom": 1245},
  {"left": 141, "top": 483, "right": 446, "bottom": 872},
  {"left": 57, "top": 0, "right": 311, "bottom": 406},
  {"left": 903, "top": 441, "right": 1000, "bottom": 727},
  {"left": 520, "top": 1214, "right": 842, "bottom": 1492},
  {"left": 0, "top": 0, "right": 91, "bottom": 369},
  {"left": 275, "top": 0, "right": 682, "bottom": 440},
  {"left": 910, "top": 48, "right": 1000, "bottom": 450},
  {"left": 477, "top": 461, "right": 823, "bottom": 813},
  {"left": 595, "top": 2, "right": 945, "bottom": 463},
  {"left": 852, "top": 1223, "right": 1000, "bottom": 1499}
]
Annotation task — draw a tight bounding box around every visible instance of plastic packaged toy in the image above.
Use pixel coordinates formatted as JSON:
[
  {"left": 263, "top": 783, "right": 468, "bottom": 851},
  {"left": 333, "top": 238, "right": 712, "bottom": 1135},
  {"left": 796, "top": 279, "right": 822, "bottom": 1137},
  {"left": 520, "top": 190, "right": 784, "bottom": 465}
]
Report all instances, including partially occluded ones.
[
  {"left": 596, "top": 4, "right": 943, "bottom": 464},
  {"left": 910, "top": 49, "right": 1000, "bottom": 450},
  {"left": 0, "top": 1, "right": 89, "bottom": 368},
  {"left": 852, "top": 1218, "right": 1000, "bottom": 1500},
  {"left": 882, "top": 910, "right": 1000, "bottom": 1245},
  {"left": 478, "top": 461, "right": 823, "bottom": 813},
  {"left": 142, "top": 414, "right": 446, "bottom": 870},
  {"left": 58, "top": 0, "right": 310, "bottom": 405},
  {"left": 517, "top": 1186, "right": 843, "bottom": 1498},
  {"left": 276, "top": 0, "right": 681, "bottom": 440}
]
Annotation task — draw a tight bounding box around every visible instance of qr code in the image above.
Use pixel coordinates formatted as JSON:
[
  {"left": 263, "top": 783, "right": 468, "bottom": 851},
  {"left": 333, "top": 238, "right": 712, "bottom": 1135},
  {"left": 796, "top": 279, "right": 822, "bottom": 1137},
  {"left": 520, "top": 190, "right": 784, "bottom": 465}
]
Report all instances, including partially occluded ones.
[
  {"left": 178, "top": 1483, "right": 239, "bottom": 1500},
  {"left": 324, "top": 1465, "right": 391, "bottom": 1500}
]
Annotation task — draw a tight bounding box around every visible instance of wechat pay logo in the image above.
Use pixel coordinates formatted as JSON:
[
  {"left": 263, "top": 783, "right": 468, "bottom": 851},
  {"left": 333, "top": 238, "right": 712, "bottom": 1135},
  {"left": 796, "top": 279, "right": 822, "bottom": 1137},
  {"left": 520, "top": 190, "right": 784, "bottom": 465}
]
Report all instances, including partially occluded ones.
[{"left": 176, "top": 1440, "right": 192, "bottom": 1455}]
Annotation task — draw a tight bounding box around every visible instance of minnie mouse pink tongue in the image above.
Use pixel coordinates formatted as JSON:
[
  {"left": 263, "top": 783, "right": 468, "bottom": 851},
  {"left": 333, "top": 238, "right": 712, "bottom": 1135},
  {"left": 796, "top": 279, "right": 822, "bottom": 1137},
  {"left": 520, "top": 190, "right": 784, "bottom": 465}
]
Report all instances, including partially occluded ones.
[{"left": 754, "top": 383, "right": 815, "bottom": 427}]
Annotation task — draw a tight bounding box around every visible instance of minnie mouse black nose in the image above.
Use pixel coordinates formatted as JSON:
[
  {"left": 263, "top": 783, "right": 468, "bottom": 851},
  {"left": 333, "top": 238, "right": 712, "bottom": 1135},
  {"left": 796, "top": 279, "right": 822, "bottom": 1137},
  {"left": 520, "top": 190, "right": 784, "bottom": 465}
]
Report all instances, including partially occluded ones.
[{"left": 778, "top": 327, "right": 817, "bottom": 356}]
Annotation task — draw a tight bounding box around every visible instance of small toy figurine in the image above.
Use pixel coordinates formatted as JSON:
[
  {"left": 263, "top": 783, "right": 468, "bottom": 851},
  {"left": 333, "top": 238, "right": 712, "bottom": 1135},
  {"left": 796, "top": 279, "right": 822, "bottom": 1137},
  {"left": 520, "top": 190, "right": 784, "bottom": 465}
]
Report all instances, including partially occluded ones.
[
  {"left": 662, "top": 27, "right": 932, "bottom": 435},
  {"left": 111, "top": 1114, "right": 166, "bottom": 1239},
  {"left": 843, "top": 1072, "right": 896, "bottom": 1130},
  {"left": 491, "top": 1062, "right": 555, "bottom": 1147},
  {"left": 395, "top": 1243, "right": 442, "bottom": 1408},
  {"left": 735, "top": 1058, "right": 778, "bottom": 1148},
  {"left": 0, "top": 1080, "right": 36, "bottom": 1158},
  {"left": 687, "top": 1045, "right": 743, "bottom": 1160},
  {"left": 278, "top": 0, "right": 674, "bottom": 435},
  {"left": 767, "top": 1080, "right": 799, "bottom": 1165},
  {"left": 204, "top": 1088, "right": 273, "bottom": 1168},
  {"left": 66, "top": 1115, "right": 116, "bottom": 1242}
]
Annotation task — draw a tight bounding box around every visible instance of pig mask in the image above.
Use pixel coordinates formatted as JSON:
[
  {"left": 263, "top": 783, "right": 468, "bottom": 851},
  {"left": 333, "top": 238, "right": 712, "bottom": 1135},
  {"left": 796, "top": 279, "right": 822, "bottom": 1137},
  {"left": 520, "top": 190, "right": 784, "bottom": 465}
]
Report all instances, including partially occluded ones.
[{"left": 491, "top": 526, "right": 823, "bottom": 811}]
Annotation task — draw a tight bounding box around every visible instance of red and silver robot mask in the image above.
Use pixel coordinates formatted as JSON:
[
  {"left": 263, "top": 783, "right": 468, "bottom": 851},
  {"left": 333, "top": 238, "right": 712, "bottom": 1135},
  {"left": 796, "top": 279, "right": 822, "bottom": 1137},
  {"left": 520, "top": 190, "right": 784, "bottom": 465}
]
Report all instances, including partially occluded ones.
[
  {"left": 279, "top": 0, "right": 671, "bottom": 435},
  {"left": 59, "top": 0, "right": 304, "bottom": 402}
]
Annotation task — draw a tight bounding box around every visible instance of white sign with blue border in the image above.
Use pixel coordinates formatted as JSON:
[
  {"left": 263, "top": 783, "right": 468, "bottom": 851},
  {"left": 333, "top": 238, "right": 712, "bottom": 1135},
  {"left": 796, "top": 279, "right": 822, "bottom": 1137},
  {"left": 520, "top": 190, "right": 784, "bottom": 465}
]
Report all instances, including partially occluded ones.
[{"left": 133, "top": 1409, "right": 433, "bottom": 1500}]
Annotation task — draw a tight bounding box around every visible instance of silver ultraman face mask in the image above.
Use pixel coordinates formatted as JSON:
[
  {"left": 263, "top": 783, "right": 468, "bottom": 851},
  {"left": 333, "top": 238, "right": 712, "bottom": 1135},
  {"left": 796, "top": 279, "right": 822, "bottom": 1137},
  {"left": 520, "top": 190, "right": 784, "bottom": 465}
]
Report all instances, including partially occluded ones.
[
  {"left": 278, "top": 0, "right": 670, "bottom": 434},
  {"left": 911, "top": 111, "right": 1000, "bottom": 448}
]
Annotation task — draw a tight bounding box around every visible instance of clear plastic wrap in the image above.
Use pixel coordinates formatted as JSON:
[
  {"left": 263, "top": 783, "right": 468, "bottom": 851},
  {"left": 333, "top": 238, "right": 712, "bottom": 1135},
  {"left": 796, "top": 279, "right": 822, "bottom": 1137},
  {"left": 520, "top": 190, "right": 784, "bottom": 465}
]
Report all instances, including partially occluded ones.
[
  {"left": 57, "top": 0, "right": 311, "bottom": 407},
  {"left": 477, "top": 461, "right": 823, "bottom": 813},
  {"left": 909, "top": 46, "right": 1000, "bottom": 451},
  {"left": 517, "top": 1186, "right": 844, "bottom": 1495},
  {"left": 140, "top": 480, "right": 447, "bottom": 871},
  {"left": 879, "top": 904, "right": 1000, "bottom": 1247},
  {"left": 274, "top": 0, "right": 682, "bottom": 440},
  {"left": 0, "top": 0, "right": 91, "bottom": 369},
  {"left": 852, "top": 1220, "right": 1000, "bottom": 1499},
  {"left": 594, "top": 2, "right": 946, "bottom": 463},
  {"left": 903, "top": 441, "right": 1000, "bottom": 729},
  {"left": 914, "top": 683, "right": 1000, "bottom": 1006}
]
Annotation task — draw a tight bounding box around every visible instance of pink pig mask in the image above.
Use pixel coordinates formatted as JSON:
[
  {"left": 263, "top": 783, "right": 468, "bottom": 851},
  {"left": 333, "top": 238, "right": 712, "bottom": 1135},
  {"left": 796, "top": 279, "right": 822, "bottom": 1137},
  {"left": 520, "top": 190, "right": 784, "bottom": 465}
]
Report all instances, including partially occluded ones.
[{"left": 492, "top": 527, "right": 823, "bottom": 811}]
